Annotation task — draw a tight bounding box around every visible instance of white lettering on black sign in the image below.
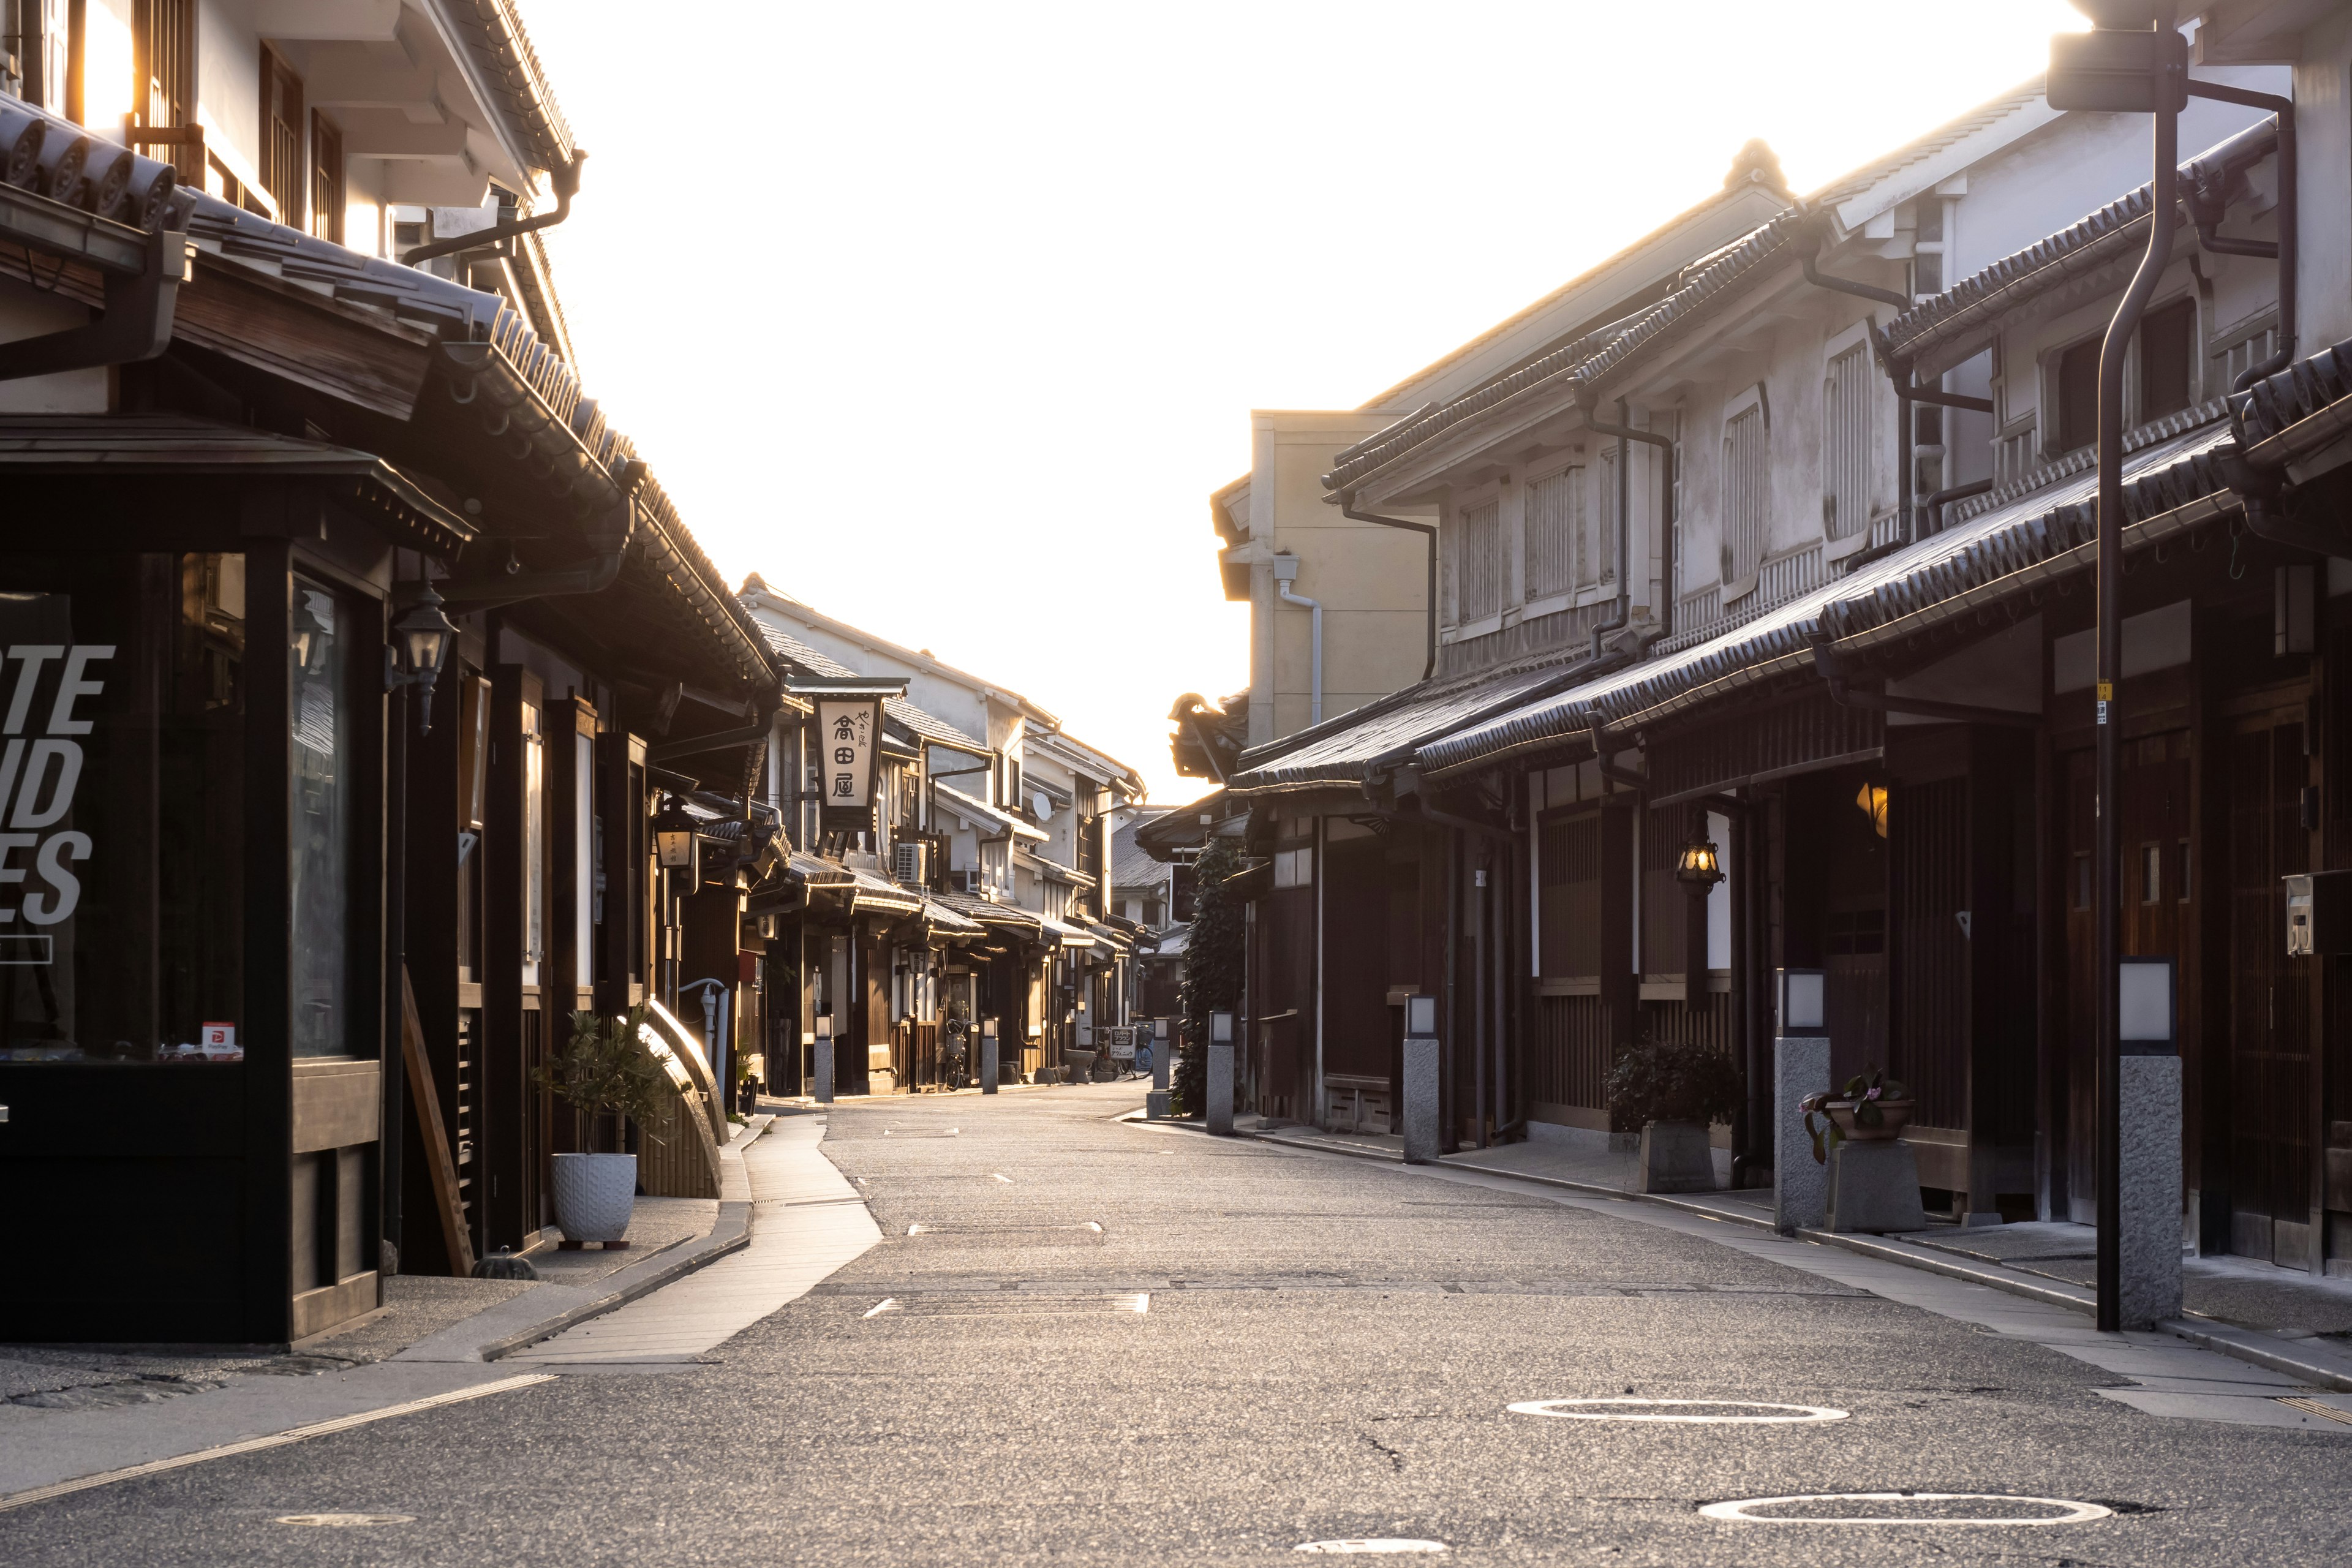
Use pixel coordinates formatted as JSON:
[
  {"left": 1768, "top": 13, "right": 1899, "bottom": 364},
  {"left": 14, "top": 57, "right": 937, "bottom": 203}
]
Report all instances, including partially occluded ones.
[{"left": 0, "top": 643, "right": 107, "bottom": 935}]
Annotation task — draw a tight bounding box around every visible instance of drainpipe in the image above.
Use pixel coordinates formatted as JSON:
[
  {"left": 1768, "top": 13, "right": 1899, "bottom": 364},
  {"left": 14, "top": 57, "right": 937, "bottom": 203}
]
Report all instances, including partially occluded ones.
[
  {"left": 0, "top": 223, "right": 189, "bottom": 384},
  {"left": 1443, "top": 828, "right": 1461, "bottom": 1155},
  {"left": 1921, "top": 478, "right": 1994, "bottom": 540},
  {"left": 402, "top": 151, "right": 589, "bottom": 266},
  {"left": 2090, "top": 36, "right": 2180, "bottom": 1336},
  {"left": 1336, "top": 494, "right": 1437, "bottom": 682},
  {"left": 1578, "top": 711, "right": 1648, "bottom": 792},
  {"left": 2182, "top": 83, "right": 2294, "bottom": 389},
  {"left": 1580, "top": 396, "right": 1678, "bottom": 646},
  {"left": 1802, "top": 244, "right": 1993, "bottom": 567},
  {"left": 1810, "top": 632, "right": 2040, "bottom": 728},
  {"left": 439, "top": 459, "right": 648, "bottom": 609},
  {"left": 1270, "top": 554, "right": 1324, "bottom": 726}
]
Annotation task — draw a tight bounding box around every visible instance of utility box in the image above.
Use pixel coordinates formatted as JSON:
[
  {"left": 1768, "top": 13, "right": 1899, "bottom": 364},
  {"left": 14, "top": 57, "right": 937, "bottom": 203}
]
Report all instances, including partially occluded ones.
[{"left": 2284, "top": 870, "right": 2352, "bottom": 956}]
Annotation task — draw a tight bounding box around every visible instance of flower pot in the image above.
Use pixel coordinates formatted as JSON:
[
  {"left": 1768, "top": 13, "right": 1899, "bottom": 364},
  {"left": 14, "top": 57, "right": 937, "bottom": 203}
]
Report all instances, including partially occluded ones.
[
  {"left": 551, "top": 1152, "right": 637, "bottom": 1245},
  {"left": 1637, "top": 1118, "right": 1717, "bottom": 1193},
  {"left": 1825, "top": 1098, "right": 1916, "bottom": 1142}
]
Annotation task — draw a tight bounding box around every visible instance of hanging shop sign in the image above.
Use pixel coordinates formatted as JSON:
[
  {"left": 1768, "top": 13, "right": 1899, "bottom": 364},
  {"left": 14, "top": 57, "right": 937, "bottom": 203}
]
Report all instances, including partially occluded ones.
[
  {"left": 818, "top": 697, "right": 881, "bottom": 831},
  {"left": 786, "top": 676, "right": 907, "bottom": 840}
]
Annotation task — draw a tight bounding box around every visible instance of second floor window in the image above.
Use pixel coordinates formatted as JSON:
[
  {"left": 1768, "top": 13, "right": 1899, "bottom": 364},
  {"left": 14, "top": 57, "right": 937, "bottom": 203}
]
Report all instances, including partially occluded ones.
[
  {"left": 310, "top": 112, "right": 344, "bottom": 244},
  {"left": 1454, "top": 498, "right": 1503, "bottom": 624},
  {"left": 2055, "top": 336, "right": 2101, "bottom": 455},
  {"left": 1524, "top": 467, "right": 1583, "bottom": 601},
  {"left": 2138, "top": 297, "right": 2194, "bottom": 421},
  {"left": 260, "top": 47, "right": 304, "bottom": 227},
  {"left": 1823, "top": 344, "right": 1871, "bottom": 540},
  {"left": 1722, "top": 404, "right": 1767, "bottom": 592}
]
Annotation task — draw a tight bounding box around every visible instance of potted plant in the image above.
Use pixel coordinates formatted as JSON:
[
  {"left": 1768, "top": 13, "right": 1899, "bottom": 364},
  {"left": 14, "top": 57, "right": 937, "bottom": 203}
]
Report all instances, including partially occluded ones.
[
  {"left": 533, "top": 1008, "right": 671, "bottom": 1250},
  {"left": 1605, "top": 1033, "right": 1741, "bottom": 1193},
  {"left": 1798, "top": 1067, "right": 1916, "bottom": 1165}
]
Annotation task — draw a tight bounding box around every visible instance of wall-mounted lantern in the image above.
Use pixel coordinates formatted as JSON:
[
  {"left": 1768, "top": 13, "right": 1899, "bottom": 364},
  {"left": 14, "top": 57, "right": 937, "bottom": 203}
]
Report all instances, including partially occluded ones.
[
  {"left": 1674, "top": 833, "right": 1725, "bottom": 890},
  {"left": 654, "top": 799, "right": 699, "bottom": 872},
  {"left": 384, "top": 582, "right": 459, "bottom": 734}
]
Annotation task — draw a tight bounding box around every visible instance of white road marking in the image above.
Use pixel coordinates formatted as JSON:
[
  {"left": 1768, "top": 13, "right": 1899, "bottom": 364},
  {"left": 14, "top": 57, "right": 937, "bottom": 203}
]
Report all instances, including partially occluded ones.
[
  {"left": 1509, "top": 1398, "right": 1847, "bottom": 1423},
  {"left": 0, "top": 1375, "right": 554, "bottom": 1514},
  {"left": 862, "top": 1298, "right": 900, "bottom": 1318},
  {"left": 1294, "top": 1540, "right": 1447, "bottom": 1554},
  {"left": 1700, "top": 1493, "right": 2113, "bottom": 1526},
  {"left": 274, "top": 1514, "right": 415, "bottom": 1528},
  {"left": 991, "top": 1173, "right": 1013, "bottom": 1183}
]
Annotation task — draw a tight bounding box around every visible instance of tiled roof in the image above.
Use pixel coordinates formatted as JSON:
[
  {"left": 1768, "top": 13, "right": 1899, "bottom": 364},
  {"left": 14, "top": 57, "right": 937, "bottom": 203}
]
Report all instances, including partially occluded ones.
[
  {"left": 436, "top": 0, "right": 578, "bottom": 172},
  {"left": 1882, "top": 118, "right": 2278, "bottom": 377},
  {"left": 751, "top": 620, "right": 990, "bottom": 753},
  {"left": 2235, "top": 331, "right": 2352, "bottom": 454},
  {"left": 1226, "top": 647, "right": 1598, "bottom": 794},
  {"left": 1415, "top": 416, "right": 2241, "bottom": 778},
  {"left": 1322, "top": 86, "right": 2052, "bottom": 498},
  {"left": 933, "top": 891, "right": 1047, "bottom": 935},
  {"left": 1110, "top": 812, "right": 1172, "bottom": 889},
  {"left": 933, "top": 782, "right": 1047, "bottom": 843}
]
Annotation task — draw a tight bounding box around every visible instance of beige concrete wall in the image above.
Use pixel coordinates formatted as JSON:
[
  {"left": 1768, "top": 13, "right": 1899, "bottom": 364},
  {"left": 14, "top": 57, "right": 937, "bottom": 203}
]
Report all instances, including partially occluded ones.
[{"left": 1243, "top": 412, "right": 1434, "bottom": 747}]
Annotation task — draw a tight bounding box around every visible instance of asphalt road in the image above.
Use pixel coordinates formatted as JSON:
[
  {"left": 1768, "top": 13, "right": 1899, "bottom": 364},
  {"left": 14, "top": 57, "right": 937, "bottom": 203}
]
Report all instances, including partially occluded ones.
[{"left": 5, "top": 1084, "right": 2349, "bottom": 1565}]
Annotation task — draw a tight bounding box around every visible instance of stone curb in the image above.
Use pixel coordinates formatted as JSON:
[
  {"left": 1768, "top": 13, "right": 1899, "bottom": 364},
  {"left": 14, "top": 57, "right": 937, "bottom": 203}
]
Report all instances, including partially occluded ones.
[
  {"left": 1437, "top": 1154, "right": 1779, "bottom": 1234},
  {"left": 469, "top": 1116, "right": 772, "bottom": 1363},
  {"left": 475, "top": 1199, "right": 753, "bottom": 1362},
  {"left": 1789, "top": 1227, "right": 2352, "bottom": 1394}
]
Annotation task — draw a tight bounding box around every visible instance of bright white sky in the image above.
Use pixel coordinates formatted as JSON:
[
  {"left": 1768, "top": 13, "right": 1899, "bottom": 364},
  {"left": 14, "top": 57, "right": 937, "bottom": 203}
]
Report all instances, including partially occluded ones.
[{"left": 522, "top": 1, "right": 2087, "bottom": 804}]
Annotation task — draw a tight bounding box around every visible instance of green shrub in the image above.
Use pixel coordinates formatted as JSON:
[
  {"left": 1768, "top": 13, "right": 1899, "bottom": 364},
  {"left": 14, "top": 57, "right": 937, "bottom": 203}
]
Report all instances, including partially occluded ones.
[{"left": 1604, "top": 1032, "right": 1741, "bottom": 1131}]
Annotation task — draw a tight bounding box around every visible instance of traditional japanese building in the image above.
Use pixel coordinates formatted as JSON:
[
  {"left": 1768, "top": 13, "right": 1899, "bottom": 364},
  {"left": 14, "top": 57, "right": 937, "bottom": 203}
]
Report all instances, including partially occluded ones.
[{"left": 0, "top": 1, "right": 777, "bottom": 1341}]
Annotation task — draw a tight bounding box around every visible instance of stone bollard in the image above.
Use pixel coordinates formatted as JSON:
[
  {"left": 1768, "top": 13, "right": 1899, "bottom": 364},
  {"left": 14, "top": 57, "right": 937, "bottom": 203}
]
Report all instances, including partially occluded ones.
[
  {"left": 1402, "top": 1033, "right": 1439, "bottom": 1164},
  {"left": 813, "top": 1033, "right": 835, "bottom": 1106},
  {"left": 2120, "top": 1053, "right": 2184, "bottom": 1327},
  {"left": 1774, "top": 1034, "right": 1829, "bottom": 1233},
  {"left": 1207, "top": 1040, "right": 1235, "bottom": 1135}
]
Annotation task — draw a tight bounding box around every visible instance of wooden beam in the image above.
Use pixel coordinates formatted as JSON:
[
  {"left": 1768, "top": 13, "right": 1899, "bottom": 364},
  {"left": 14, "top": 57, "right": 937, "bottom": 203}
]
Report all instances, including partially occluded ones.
[{"left": 403, "top": 964, "right": 476, "bottom": 1278}]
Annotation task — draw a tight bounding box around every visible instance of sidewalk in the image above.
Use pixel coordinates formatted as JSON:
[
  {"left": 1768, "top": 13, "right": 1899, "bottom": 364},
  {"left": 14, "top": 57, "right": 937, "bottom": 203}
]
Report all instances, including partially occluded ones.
[
  {"left": 1204, "top": 1112, "right": 2352, "bottom": 1391},
  {"left": 507, "top": 1109, "right": 880, "bottom": 1365},
  {"left": 0, "top": 1114, "right": 789, "bottom": 1509}
]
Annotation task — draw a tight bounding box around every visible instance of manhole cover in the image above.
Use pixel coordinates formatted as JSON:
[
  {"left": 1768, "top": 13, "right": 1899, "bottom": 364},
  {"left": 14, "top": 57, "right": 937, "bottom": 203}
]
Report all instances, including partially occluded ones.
[
  {"left": 1294, "top": 1541, "right": 1447, "bottom": 1554},
  {"left": 1700, "top": 1493, "right": 2112, "bottom": 1525},
  {"left": 1510, "top": 1398, "right": 1847, "bottom": 1424},
  {"left": 274, "top": 1513, "right": 415, "bottom": 1528}
]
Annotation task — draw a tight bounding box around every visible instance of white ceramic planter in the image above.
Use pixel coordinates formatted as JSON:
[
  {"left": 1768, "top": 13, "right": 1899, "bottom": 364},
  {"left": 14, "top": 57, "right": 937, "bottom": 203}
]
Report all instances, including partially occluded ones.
[{"left": 551, "top": 1152, "right": 637, "bottom": 1243}]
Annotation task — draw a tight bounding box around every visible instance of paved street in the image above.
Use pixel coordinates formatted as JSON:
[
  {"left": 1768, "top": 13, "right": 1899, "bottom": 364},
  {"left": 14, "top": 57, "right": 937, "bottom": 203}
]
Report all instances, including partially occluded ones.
[{"left": 5, "top": 1085, "right": 2350, "bottom": 1565}]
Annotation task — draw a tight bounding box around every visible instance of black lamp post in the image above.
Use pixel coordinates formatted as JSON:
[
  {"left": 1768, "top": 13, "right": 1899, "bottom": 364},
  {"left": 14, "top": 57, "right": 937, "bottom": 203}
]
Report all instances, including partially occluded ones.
[
  {"left": 2046, "top": 1, "right": 2184, "bottom": 1333},
  {"left": 377, "top": 578, "right": 460, "bottom": 1276}
]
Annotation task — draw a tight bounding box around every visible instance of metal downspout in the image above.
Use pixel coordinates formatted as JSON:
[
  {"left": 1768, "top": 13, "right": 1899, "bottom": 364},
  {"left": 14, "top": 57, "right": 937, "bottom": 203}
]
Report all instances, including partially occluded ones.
[
  {"left": 1444, "top": 829, "right": 1461, "bottom": 1155},
  {"left": 1338, "top": 496, "right": 1438, "bottom": 682},
  {"left": 1275, "top": 561, "right": 1325, "bottom": 726},
  {"left": 2182, "top": 83, "right": 2294, "bottom": 389},
  {"left": 2094, "top": 56, "right": 2179, "bottom": 1334},
  {"left": 401, "top": 151, "right": 589, "bottom": 265},
  {"left": 1581, "top": 396, "right": 1678, "bottom": 646}
]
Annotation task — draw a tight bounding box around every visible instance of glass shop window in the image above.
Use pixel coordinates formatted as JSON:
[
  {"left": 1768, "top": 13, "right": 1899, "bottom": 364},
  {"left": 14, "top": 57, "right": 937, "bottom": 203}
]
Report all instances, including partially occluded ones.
[
  {"left": 290, "top": 577, "right": 353, "bottom": 1057},
  {"left": 0, "top": 554, "right": 246, "bottom": 1062}
]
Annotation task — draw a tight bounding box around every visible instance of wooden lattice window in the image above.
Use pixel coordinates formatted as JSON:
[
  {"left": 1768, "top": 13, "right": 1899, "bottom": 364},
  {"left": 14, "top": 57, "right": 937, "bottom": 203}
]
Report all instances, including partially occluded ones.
[
  {"left": 1453, "top": 498, "right": 1502, "bottom": 624},
  {"left": 1538, "top": 813, "right": 1601, "bottom": 979},
  {"left": 309, "top": 111, "right": 344, "bottom": 244},
  {"left": 260, "top": 46, "right": 305, "bottom": 228},
  {"left": 1822, "top": 343, "right": 1871, "bottom": 540},
  {"left": 1721, "top": 402, "right": 1766, "bottom": 593},
  {"left": 133, "top": 0, "right": 197, "bottom": 179},
  {"left": 1524, "top": 467, "right": 1582, "bottom": 601}
]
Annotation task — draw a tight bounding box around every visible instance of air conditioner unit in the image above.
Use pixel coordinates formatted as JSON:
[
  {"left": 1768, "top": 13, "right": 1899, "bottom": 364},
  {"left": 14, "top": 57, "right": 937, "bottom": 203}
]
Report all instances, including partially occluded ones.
[{"left": 894, "top": 840, "right": 932, "bottom": 888}]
